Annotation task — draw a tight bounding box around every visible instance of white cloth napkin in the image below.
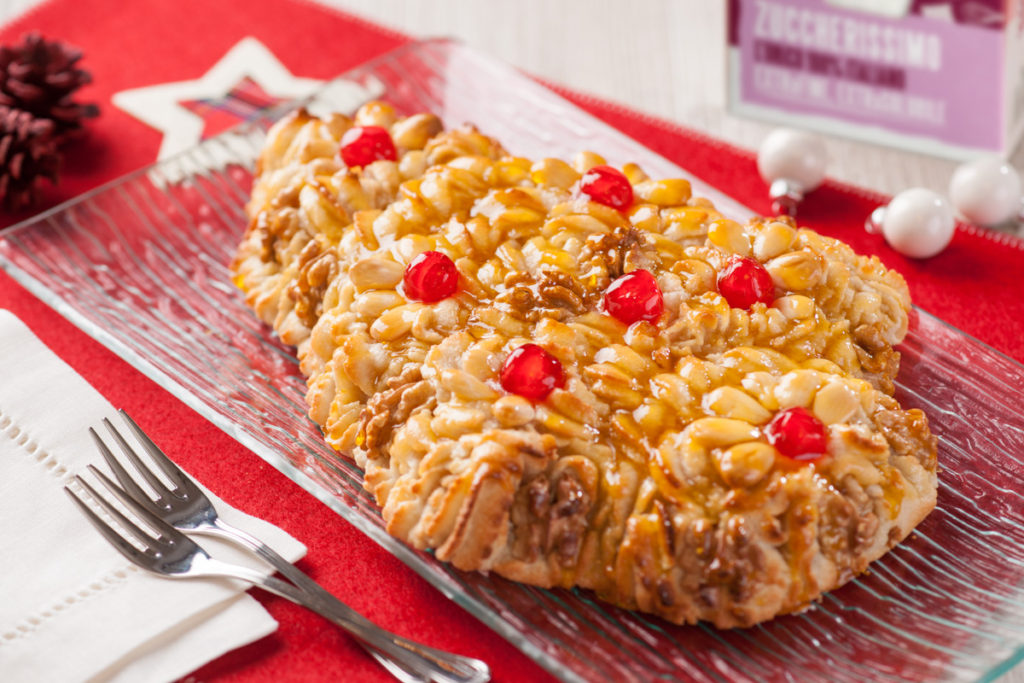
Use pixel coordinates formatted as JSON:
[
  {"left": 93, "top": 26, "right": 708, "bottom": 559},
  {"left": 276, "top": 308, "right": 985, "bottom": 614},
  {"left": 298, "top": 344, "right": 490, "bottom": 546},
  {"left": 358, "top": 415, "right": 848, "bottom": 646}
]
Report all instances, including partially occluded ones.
[{"left": 0, "top": 310, "right": 307, "bottom": 682}]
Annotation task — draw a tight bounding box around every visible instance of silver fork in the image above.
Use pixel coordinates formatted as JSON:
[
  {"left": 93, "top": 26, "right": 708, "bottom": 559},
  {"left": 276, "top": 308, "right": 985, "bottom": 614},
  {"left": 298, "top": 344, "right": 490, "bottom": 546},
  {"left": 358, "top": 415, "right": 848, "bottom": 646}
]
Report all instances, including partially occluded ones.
[
  {"left": 65, "top": 467, "right": 487, "bottom": 683},
  {"left": 81, "top": 412, "right": 490, "bottom": 683}
]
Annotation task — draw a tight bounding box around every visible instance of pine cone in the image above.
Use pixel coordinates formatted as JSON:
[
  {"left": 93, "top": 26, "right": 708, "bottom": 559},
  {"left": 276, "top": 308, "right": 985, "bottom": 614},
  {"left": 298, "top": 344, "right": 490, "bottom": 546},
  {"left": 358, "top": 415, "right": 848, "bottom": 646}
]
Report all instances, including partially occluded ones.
[
  {"left": 0, "top": 106, "right": 59, "bottom": 211},
  {"left": 0, "top": 33, "right": 98, "bottom": 141}
]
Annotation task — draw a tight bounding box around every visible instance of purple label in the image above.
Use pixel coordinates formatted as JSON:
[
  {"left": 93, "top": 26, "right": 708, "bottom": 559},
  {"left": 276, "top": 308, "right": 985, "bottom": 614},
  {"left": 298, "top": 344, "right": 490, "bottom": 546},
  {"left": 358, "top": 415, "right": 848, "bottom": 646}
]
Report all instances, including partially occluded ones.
[{"left": 735, "top": 0, "right": 1004, "bottom": 149}]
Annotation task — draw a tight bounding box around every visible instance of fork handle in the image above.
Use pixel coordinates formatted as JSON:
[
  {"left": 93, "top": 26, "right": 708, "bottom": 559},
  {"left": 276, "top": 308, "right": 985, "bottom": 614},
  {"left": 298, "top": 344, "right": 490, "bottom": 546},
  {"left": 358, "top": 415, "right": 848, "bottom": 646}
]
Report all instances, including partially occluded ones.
[{"left": 200, "top": 518, "right": 489, "bottom": 683}]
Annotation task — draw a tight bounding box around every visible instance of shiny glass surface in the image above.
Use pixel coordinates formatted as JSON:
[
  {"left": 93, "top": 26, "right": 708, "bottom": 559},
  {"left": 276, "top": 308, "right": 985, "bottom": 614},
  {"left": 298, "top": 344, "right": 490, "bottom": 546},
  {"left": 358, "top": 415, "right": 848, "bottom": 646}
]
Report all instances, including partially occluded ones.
[{"left": 2, "top": 40, "right": 1022, "bottom": 682}]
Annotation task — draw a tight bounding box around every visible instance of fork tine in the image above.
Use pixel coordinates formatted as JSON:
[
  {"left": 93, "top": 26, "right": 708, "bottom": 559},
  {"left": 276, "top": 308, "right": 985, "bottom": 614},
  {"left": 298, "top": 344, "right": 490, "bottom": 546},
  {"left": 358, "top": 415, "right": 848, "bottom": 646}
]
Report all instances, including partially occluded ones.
[
  {"left": 64, "top": 485, "right": 152, "bottom": 565},
  {"left": 116, "top": 410, "right": 197, "bottom": 494},
  {"left": 72, "top": 473, "right": 162, "bottom": 549},
  {"left": 86, "top": 465, "right": 186, "bottom": 543},
  {"left": 101, "top": 416, "right": 176, "bottom": 498},
  {"left": 90, "top": 426, "right": 159, "bottom": 513}
]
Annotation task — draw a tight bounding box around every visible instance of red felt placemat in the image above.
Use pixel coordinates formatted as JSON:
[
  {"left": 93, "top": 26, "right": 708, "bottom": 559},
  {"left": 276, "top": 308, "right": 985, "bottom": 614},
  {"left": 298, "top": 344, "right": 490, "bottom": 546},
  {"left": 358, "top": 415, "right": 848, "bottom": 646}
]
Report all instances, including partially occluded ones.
[{"left": 1, "top": 1, "right": 1022, "bottom": 682}]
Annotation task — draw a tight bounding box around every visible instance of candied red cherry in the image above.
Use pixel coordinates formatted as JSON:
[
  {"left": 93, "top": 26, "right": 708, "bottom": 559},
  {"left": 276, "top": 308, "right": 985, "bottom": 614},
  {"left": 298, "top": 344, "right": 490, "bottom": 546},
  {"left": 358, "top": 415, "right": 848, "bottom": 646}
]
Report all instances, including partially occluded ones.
[
  {"left": 717, "top": 255, "right": 775, "bottom": 310},
  {"left": 765, "top": 407, "right": 828, "bottom": 462},
  {"left": 604, "top": 269, "right": 664, "bottom": 325},
  {"left": 577, "top": 165, "right": 634, "bottom": 211},
  {"left": 403, "top": 251, "right": 459, "bottom": 303},
  {"left": 340, "top": 125, "right": 398, "bottom": 167},
  {"left": 500, "top": 344, "right": 565, "bottom": 402}
]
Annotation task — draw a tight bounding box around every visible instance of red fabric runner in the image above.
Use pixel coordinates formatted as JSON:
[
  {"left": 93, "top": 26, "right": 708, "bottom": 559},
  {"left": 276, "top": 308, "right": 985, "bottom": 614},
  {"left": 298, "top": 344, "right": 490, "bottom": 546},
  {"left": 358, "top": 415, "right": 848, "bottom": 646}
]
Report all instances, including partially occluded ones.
[{"left": 1, "top": 1, "right": 1022, "bottom": 682}]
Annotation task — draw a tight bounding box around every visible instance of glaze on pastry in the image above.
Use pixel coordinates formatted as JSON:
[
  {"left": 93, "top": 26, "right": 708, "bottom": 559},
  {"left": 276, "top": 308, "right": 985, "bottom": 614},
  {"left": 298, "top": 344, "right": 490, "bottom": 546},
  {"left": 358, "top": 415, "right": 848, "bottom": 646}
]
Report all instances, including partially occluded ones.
[{"left": 232, "top": 103, "right": 937, "bottom": 628}]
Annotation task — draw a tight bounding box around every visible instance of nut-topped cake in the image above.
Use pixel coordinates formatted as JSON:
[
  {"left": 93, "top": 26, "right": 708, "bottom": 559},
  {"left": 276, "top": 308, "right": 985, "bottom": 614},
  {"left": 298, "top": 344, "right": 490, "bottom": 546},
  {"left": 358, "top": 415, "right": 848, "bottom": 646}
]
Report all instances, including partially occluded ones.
[{"left": 231, "top": 102, "right": 937, "bottom": 628}]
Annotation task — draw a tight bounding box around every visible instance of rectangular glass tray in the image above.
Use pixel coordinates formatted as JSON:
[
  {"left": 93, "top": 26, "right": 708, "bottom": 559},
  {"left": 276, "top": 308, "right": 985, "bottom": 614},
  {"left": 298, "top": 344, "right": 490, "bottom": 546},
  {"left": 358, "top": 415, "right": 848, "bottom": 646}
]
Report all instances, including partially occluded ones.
[{"left": 2, "top": 39, "right": 1023, "bottom": 682}]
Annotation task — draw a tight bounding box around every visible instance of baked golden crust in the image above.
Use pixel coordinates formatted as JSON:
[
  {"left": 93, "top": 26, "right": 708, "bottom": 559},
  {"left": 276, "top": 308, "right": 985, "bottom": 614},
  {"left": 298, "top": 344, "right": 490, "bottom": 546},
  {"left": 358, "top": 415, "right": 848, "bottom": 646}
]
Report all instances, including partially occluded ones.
[{"left": 232, "top": 102, "right": 937, "bottom": 628}]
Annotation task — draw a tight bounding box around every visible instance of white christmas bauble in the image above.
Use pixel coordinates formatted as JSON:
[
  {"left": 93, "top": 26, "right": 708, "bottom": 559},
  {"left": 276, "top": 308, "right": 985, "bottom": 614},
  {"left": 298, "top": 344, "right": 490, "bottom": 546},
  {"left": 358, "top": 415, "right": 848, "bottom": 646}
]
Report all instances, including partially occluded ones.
[
  {"left": 949, "top": 157, "right": 1021, "bottom": 226},
  {"left": 881, "top": 188, "right": 954, "bottom": 259},
  {"left": 757, "top": 128, "right": 828, "bottom": 192}
]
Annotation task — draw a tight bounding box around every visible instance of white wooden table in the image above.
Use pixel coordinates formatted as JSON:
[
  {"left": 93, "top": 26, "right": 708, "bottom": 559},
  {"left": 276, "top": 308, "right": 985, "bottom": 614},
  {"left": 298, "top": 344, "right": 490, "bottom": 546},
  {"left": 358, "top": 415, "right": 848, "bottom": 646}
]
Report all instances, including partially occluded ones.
[{"left": 2, "top": 0, "right": 1020, "bottom": 679}]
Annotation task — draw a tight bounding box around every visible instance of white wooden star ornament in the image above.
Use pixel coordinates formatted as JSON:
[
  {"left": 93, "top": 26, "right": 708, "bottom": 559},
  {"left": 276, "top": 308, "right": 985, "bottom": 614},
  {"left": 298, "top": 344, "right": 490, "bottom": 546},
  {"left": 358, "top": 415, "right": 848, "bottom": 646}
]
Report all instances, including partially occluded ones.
[{"left": 112, "top": 37, "right": 382, "bottom": 182}]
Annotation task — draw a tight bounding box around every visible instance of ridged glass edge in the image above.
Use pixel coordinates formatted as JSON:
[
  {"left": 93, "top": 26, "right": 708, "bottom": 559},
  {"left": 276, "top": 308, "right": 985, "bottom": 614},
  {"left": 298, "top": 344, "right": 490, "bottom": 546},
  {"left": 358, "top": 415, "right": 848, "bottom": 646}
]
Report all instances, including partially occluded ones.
[{"left": 1, "top": 37, "right": 1022, "bottom": 682}]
